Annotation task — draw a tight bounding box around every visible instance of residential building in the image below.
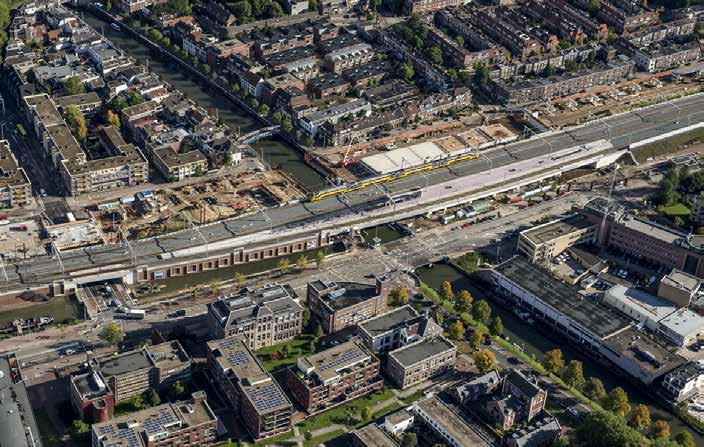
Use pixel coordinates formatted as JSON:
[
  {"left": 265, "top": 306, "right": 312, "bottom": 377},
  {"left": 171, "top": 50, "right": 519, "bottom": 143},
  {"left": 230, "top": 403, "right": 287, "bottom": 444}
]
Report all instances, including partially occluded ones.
[
  {"left": 625, "top": 18, "right": 696, "bottom": 46},
  {"left": 91, "top": 341, "right": 192, "bottom": 403},
  {"left": 342, "top": 60, "right": 390, "bottom": 88},
  {"left": 206, "top": 284, "right": 303, "bottom": 349},
  {"left": 453, "top": 371, "right": 502, "bottom": 403},
  {"left": 324, "top": 43, "right": 374, "bottom": 73},
  {"left": 631, "top": 38, "right": 701, "bottom": 73},
  {"left": 91, "top": 391, "right": 218, "bottom": 447},
  {"left": 285, "top": 338, "right": 383, "bottom": 411},
  {"left": 352, "top": 423, "right": 399, "bottom": 447},
  {"left": 0, "top": 140, "right": 32, "bottom": 207},
  {"left": 517, "top": 214, "right": 597, "bottom": 263},
  {"left": 263, "top": 46, "right": 318, "bottom": 74},
  {"left": 576, "top": 0, "right": 659, "bottom": 33},
  {"left": 53, "top": 92, "right": 102, "bottom": 114},
  {"left": 386, "top": 336, "right": 456, "bottom": 389},
  {"left": 661, "top": 362, "right": 704, "bottom": 402},
  {"left": 502, "top": 369, "right": 547, "bottom": 423},
  {"left": 248, "top": 22, "right": 315, "bottom": 57},
  {"left": 363, "top": 80, "right": 419, "bottom": 108},
  {"left": 358, "top": 305, "right": 443, "bottom": 354},
  {"left": 435, "top": 9, "right": 508, "bottom": 66},
  {"left": 380, "top": 31, "right": 452, "bottom": 92},
  {"left": 206, "top": 337, "right": 292, "bottom": 439},
  {"left": 490, "top": 59, "right": 634, "bottom": 105},
  {"left": 116, "top": 0, "right": 166, "bottom": 14},
  {"left": 152, "top": 144, "right": 208, "bottom": 181},
  {"left": 382, "top": 409, "right": 414, "bottom": 436},
  {"left": 299, "top": 99, "right": 371, "bottom": 136},
  {"left": 71, "top": 370, "right": 114, "bottom": 423},
  {"left": 403, "top": 0, "right": 465, "bottom": 15},
  {"left": 658, "top": 269, "right": 701, "bottom": 308},
  {"left": 307, "top": 73, "right": 350, "bottom": 99},
  {"left": 0, "top": 353, "right": 44, "bottom": 447},
  {"left": 411, "top": 396, "right": 490, "bottom": 447},
  {"left": 504, "top": 415, "right": 561, "bottom": 447},
  {"left": 307, "top": 276, "right": 389, "bottom": 334}
]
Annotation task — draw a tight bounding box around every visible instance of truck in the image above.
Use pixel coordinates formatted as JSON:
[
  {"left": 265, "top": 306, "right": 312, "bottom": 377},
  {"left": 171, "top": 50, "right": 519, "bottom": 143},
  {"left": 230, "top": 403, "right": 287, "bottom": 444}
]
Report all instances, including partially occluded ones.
[{"left": 122, "top": 309, "right": 146, "bottom": 320}]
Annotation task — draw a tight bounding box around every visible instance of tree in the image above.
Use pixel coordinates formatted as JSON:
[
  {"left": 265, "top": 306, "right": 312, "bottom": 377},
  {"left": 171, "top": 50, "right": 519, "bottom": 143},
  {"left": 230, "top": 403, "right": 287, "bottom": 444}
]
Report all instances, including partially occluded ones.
[
  {"left": 296, "top": 254, "right": 308, "bottom": 270},
  {"left": 277, "top": 257, "right": 290, "bottom": 273},
  {"left": 651, "top": 420, "right": 670, "bottom": 440},
  {"left": 234, "top": 272, "right": 246, "bottom": 288},
  {"left": 271, "top": 111, "right": 282, "bottom": 124},
  {"left": 473, "top": 63, "right": 490, "bottom": 85},
  {"left": 148, "top": 28, "right": 163, "bottom": 42},
  {"left": 99, "top": 321, "right": 123, "bottom": 345},
  {"left": 629, "top": 404, "right": 650, "bottom": 432},
  {"left": 674, "top": 431, "right": 695, "bottom": 447},
  {"left": 168, "top": 380, "right": 186, "bottom": 401},
  {"left": 106, "top": 109, "right": 120, "bottom": 128},
  {"left": 146, "top": 389, "right": 161, "bottom": 407},
  {"left": 434, "top": 307, "right": 445, "bottom": 326},
  {"left": 455, "top": 36, "right": 464, "bottom": 47},
  {"left": 603, "top": 387, "right": 630, "bottom": 416},
  {"left": 575, "top": 411, "right": 645, "bottom": 447},
  {"left": 259, "top": 104, "right": 269, "bottom": 116},
  {"left": 468, "top": 329, "right": 483, "bottom": 351},
  {"left": 281, "top": 117, "right": 293, "bottom": 133},
  {"left": 314, "top": 323, "right": 323, "bottom": 339},
  {"left": 232, "top": 0, "right": 252, "bottom": 17},
  {"left": 308, "top": 0, "right": 318, "bottom": 10},
  {"left": 361, "top": 406, "right": 372, "bottom": 422},
  {"left": 64, "top": 105, "right": 88, "bottom": 141},
  {"left": 551, "top": 437, "right": 570, "bottom": 447},
  {"left": 488, "top": 315, "right": 503, "bottom": 336},
  {"left": 400, "top": 432, "right": 417, "bottom": 447},
  {"left": 231, "top": 82, "right": 241, "bottom": 94},
  {"left": 584, "top": 377, "right": 606, "bottom": 401},
  {"left": 315, "top": 250, "right": 325, "bottom": 269},
  {"left": 440, "top": 281, "right": 455, "bottom": 302},
  {"left": 304, "top": 431, "right": 313, "bottom": 441},
  {"left": 472, "top": 300, "right": 491, "bottom": 324},
  {"left": 130, "top": 393, "right": 145, "bottom": 410},
  {"left": 563, "top": 360, "right": 585, "bottom": 389},
  {"left": 70, "top": 419, "right": 90, "bottom": 441},
  {"left": 389, "top": 286, "right": 410, "bottom": 307},
  {"left": 448, "top": 320, "right": 464, "bottom": 340},
  {"left": 473, "top": 349, "right": 496, "bottom": 372},
  {"left": 454, "top": 290, "right": 473, "bottom": 314},
  {"left": 541, "top": 349, "right": 565, "bottom": 374},
  {"left": 62, "top": 76, "right": 85, "bottom": 95},
  {"left": 400, "top": 62, "right": 414, "bottom": 81},
  {"left": 428, "top": 46, "right": 443, "bottom": 65},
  {"left": 588, "top": 0, "right": 601, "bottom": 12}
]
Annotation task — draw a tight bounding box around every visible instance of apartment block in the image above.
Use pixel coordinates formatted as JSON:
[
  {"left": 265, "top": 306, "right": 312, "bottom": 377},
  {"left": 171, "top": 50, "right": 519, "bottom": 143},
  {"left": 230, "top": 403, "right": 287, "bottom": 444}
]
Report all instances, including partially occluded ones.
[
  {"left": 206, "top": 337, "right": 292, "bottom": 439},
  {"left": 358, "top": 305, "right": 443, "bottom": 354},
  {"left": 323, "top": 43, "right": 374, "bottom": 73},
  {"left": 661, "top": 362, "right": 704, "bottom": 402},
  {"left": 631, "top": 39, "right": 701, "bottom": 73},
  {"left": 435, "top": 9, "right": 507, "bottom": 66},
  {"left": 517, "top": 213, "right": 597, "bottom": 263},
  {"left": 0, "top": 140, "right": 32, "bottom": 207},
  {"left": 403, "top": 0, "right": 465, "bottom": 15},
  {"left": 501, "top": 369, "right": 547, "bottom": 422},
  {"left": 307, "top": 276, "right": 389, "bottom": 334},
  {"left": 386, "top": 336, "right": 456, "bottom": 389},
  {"left": 70, "top": 370, "right": 114, "bottom": 423},
  {"left": 206, "top": 284, "right": 303, "bottom": 349},
  {"left": 91, "top": 391, "right": 218, "bottom": 447},
  {"left": 116, "top": 0, "right": 166, "bottom": 13},
  {"left": 625, "top": 18, "right": 697, "bottom": 46},
  {"left": 90, "top": 341, "right": 192, "bottom": 403},
  {"left": 247, "top": 23, "right": 315, "bottom": 57},
  {"left": 411, "top": 396, "right": 490, "bottom": 447},
  {"left": 285, "top": 338, "right": 383, "bottom": 411}
]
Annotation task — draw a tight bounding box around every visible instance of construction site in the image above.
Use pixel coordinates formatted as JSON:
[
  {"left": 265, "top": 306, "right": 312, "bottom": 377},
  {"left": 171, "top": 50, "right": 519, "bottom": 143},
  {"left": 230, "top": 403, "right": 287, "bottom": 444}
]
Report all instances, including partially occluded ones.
[{"left": 89, "top": 169, "right": 307, "bottom": 241}]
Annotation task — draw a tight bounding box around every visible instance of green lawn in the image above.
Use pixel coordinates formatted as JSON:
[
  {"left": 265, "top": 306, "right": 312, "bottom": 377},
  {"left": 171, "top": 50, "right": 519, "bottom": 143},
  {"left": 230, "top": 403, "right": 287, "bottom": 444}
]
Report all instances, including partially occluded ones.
[
  {"left": 256, "top": 335, "right": 316, "bottom": 371},
  {"left": 252, "top": 429, "right": 294, "bottom": 446},
  {"left": 0, "top": 295, "right": 82, "bottom": 326},
  {"left": 303, "top": 429, "right": 346, "bottom": 447},
  {"left": 661, "top": 203, "right": 691, "bottom": 216},
  {"left": 296, "top": 387, "right": 394, "bottom": 433}
]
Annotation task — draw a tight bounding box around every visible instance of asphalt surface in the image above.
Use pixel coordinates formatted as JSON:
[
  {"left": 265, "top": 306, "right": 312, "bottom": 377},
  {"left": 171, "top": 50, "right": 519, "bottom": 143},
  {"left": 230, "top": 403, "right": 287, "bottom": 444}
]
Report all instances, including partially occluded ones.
[{"left": 7, "top": 94, "right": 704, "bottom": 288}]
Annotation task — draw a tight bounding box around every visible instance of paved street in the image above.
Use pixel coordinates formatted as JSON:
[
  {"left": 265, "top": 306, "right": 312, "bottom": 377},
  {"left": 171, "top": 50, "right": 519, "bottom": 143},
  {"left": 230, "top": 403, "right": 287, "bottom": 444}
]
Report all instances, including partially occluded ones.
[{"left": 4, "top": 94, "right": 704, "bottom": 290}]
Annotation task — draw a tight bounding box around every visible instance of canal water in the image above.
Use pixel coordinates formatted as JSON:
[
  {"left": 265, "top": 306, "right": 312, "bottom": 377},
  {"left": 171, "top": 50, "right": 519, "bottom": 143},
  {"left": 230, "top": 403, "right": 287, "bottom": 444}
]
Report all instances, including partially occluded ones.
[
  {"left": 360, "top": 224, "right": 406, "bottom": 246},
  {"left": 80, "top": 12, "right": 326, "bottom": 191},
  {"left": 416, "top": 262, "right": 702, "bottom": 444}
]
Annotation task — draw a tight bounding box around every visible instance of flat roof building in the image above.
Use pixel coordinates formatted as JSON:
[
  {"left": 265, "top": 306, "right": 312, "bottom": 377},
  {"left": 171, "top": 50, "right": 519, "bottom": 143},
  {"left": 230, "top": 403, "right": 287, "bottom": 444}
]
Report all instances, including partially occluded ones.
[
  {"left": 517, "top": 214, "right": 597, "bottom": 263},
  {"left": 657, "top": 308, "right": 704, "bottom": 348},
  {"left": 307, "top": 276, "right": 389, "bottom": 334},
  {"left": 285, "top": 338, "right": 383, "bottom": 411},
  {"left": 0, "top": 140, "right": 32, "bottom": 207},
  {"left": 91, "top": 391, "right": 218, "bottom": 447},
  {"left": 603, "top": 285, "right": 677, "bottom": 331},
  {"left": 351, "top": 423, "right": 399, "bottom": 447},
  {"left": 658, "top": 269, "right": 702, "bottom": 308},
  {"left": 411, "top": 396, "right": 490, "bottom": 447},
  {"left": 0, "top": 353, "right": 43, "bottom": 447},
  {"left": 386, "top": 336, "right": 456, "bottom": 389},
  {"left": 206, "top": 336, "right": 292, "bottom": 440},
  {"left": 661, "top": 362, "right": 704, "bottom": 402}
]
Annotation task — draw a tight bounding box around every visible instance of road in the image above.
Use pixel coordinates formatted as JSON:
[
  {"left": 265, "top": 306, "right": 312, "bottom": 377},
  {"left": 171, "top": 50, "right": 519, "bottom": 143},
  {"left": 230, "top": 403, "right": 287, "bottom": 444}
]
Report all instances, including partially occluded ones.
[{"left": 6, "top": 94, "right": 704, "bottom": 289}]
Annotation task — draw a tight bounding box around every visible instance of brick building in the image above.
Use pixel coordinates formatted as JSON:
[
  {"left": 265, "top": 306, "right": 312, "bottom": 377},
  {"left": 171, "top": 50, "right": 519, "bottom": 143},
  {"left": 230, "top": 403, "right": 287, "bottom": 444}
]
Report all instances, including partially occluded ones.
[
  {"left": 70, "top": 370, "right": 114, "bottom": 423},
  {"left": 307, "top": 276, "right": 390, "bottom": 334},
  {"left": 285, "top": 338, "right": 383, "bottom": 411},
  {"left": 91, "top": 391, "right": 218, "bottom": 447},
  {"left": 206, "top": 284, "right": 303, "bottom": 349},
  {"left": 206, "top": 337, "right": 292, "bottom": 439},
  {"left": 357, "top": 305, "right": 443, "bottom": 354}
]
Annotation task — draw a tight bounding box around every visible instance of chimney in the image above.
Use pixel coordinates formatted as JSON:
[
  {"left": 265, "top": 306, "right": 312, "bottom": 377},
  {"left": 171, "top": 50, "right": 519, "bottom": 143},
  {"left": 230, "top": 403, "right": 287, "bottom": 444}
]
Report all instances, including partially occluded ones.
[{"left": 376, "top": 274, "right": 390, "bottom": 297}]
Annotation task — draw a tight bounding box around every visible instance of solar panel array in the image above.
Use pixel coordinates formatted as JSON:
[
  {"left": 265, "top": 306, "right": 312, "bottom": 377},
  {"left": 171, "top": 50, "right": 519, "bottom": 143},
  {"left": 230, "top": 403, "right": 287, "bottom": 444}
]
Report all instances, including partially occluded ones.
[
  {"left": 143, "top": 407, "right": 179, "bottom": 436},
  {"left": 97, "top": 423, "right": 142, "bottom": 447},
  {"left": 318, "top": 347, "right": 363, "bottom": 372},
  {"left": 226, "top": 349, "right": 251, "bottom": 368},
  {"left": 250, "top": 382, "right": 288, "bottom": 412}
]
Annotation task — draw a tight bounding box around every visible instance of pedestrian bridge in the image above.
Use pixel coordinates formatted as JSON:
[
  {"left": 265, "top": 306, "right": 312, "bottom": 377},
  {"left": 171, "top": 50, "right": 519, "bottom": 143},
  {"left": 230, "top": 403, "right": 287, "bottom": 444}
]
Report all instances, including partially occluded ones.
[{"left": 238, "top": 125, "right": 281, "bottom": 144}]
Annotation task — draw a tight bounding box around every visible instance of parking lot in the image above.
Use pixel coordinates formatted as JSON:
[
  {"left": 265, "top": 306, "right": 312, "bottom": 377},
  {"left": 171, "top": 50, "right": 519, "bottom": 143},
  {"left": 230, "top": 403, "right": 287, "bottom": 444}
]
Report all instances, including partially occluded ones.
[{"left": 0, "top": 219, "right": 44, "bottom": 261}]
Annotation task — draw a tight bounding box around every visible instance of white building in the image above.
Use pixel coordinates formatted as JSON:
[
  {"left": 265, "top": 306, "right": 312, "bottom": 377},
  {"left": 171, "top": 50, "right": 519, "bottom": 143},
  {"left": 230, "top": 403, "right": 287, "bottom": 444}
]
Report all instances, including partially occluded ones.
[
  {"left": 657, "top": 308, "right": 704, "bottom": 347},
  {"left": 661, "top": 362, "right": 704, "bottom": 402},
  {"left": 603, "top": 285, "right": 677, "bottom": 331}
]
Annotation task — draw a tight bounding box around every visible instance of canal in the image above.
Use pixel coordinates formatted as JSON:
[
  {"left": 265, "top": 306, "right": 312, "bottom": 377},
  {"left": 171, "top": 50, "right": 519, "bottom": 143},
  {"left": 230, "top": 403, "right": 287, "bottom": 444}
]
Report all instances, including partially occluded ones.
[
  {"left": 80, "top": 12, "right": 327, "bottom": 191},
  {"left": 416, "top": 262, "right": 702, "bottom": 444}
]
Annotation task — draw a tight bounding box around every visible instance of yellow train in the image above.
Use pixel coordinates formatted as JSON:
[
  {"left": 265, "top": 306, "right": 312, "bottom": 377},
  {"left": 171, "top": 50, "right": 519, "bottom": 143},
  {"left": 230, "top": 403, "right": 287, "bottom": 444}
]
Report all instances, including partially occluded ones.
[{"left": 310, "top": 151, "right": 481, "bottom": 202}]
